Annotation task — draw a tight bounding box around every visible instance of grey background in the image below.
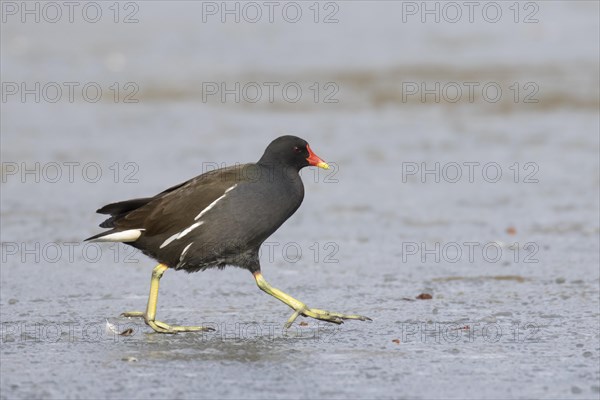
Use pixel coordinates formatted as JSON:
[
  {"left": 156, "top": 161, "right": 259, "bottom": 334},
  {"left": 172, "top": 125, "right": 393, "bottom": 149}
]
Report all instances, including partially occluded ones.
[{"left": 1, "top": 1, "right": 599, "bottom": 399}]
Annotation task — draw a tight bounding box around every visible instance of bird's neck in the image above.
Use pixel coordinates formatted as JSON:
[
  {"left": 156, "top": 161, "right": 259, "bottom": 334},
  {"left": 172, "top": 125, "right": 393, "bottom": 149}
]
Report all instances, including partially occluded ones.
[{"left": 256, "top": 161, "right": 302, "bottom": 183}]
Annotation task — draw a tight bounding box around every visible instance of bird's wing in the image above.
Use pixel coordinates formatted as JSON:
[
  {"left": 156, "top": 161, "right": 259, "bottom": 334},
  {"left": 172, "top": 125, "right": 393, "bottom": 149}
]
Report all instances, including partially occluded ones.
[{"left": 110, "top": 164, "right": 250, "bottom": 236}]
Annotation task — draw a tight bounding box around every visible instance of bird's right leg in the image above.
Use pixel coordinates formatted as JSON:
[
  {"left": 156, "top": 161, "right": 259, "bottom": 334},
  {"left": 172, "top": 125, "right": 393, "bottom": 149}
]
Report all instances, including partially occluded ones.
[
  {"left": 253, "top": 271, "right": 371, "bottom": 328},
  {"left": 121, "top": 263, "right": 213, "bottom": 333}
]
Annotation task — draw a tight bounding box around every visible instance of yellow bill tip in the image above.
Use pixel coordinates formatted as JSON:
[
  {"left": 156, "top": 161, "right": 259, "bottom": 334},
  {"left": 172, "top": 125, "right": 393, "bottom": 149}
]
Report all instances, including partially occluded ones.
[{"left": 316, "top": 162, "right": 330, "bottom": 170}]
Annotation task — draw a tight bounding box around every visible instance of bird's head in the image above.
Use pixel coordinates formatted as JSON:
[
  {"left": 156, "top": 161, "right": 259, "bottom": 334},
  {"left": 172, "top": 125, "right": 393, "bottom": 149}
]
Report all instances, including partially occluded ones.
[{"left": 260, "top": 135, "right": 329, "bottom": 171}]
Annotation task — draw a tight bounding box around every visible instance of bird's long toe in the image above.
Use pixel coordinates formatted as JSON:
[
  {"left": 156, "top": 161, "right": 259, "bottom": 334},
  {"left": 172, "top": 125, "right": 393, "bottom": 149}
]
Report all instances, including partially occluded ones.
[
  {"left": 120, "top": 311, "right": 214, "bottom": 333},
  {"left": 285, "top": 307, "right": 371, "bottom": 328},
  {"left": 151, "top": 319, "right": 215, "bottom": 333},
  {"left": 120, "top": 311, "right": 145, "bottom": 318},
  {"left": 311, "top": 309, "right": 372, "bottom": 322}
]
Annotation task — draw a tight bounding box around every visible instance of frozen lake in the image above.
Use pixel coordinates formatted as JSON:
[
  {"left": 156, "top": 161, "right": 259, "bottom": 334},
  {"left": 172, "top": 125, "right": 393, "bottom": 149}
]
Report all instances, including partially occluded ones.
[{"left": 1, "top": 1, "right": 599, "bottom": 399}]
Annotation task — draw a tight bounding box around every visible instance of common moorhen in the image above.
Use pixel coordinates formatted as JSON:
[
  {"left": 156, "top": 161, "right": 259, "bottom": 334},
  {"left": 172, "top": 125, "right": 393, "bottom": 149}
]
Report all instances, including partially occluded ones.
[{"left": 87, "top": 135, "right": 371, "bottom": 333}]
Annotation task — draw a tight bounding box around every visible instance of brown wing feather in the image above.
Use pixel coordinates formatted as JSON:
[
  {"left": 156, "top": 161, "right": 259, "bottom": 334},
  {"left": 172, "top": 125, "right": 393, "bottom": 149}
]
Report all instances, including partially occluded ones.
[{"left": 111, "top": 164, "right": 249, "bottom": 235}]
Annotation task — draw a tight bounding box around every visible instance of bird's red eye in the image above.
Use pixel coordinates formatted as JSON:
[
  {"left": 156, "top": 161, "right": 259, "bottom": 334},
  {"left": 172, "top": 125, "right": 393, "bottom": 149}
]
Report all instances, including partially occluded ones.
[{"left": 293, "top": 146, "right": 303, "bottom": 154}]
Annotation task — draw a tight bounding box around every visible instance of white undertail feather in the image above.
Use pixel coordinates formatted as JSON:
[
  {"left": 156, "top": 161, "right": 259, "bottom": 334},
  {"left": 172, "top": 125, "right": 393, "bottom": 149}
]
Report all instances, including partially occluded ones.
[{"left": 91, "top": 229, "right": 144, "bottom": 243}]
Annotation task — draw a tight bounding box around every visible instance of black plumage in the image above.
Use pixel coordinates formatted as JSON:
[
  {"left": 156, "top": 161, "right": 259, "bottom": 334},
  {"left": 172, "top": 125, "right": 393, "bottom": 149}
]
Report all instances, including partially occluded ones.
[
  {"left": 87, "top": 135, "right": 370, "bottom": 333},
  {"left": 87, "top": 136, "right": 312, "bottom": 272}
]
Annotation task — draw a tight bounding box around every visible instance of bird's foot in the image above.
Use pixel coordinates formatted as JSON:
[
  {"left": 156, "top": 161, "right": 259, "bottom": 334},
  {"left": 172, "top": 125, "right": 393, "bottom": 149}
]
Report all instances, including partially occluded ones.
[
  {"left": 120, "top": 311, "right": 215, "bottom": 334},
  {"left": 121, "top": 311, "right": 145, "bottom": 318},
  {"left": 285, "top": 306, "right": 372, "bottom": 328}
]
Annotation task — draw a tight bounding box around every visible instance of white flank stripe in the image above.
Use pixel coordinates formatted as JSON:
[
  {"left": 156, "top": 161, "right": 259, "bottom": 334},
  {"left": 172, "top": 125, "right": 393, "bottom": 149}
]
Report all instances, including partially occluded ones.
[
  {"left": 159, "top": 184, "right": 238, "bottom": 249},
  {"left": 160, "top": 232, "right": 179, "bottom": 248},
  {"left": 177, "top": 222, "right": 203, "bottom": 239},
  {"left": 93, "top": 229, "right": 144, "bottom": 243},
  {"left": 159, "top": 222, "right": 204, "bottom": 248},
  {"left": 194, "top": 184, "right": 237, "bottom": 221},
  {"left": 180, "top": 242, "right": 193, "bottom": 261}
]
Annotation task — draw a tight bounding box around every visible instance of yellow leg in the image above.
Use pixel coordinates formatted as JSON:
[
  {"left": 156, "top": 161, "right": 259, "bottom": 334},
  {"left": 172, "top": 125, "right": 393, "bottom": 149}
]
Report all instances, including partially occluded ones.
[
  {"left": 253, "top": 272, "right": 371, "bottom": 328},
  {"left": 121, "top": 263, "right": 214, "bottom": 334}
]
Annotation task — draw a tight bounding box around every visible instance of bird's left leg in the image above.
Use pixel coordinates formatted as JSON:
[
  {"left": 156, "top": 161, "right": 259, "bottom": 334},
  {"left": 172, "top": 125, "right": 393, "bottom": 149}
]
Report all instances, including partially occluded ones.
[
  {"left": 253, "top": 271, "right": 371, "bottom": 328},
  {"left": 121, "top": 263, "right": 214, "bottom": 333}
]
